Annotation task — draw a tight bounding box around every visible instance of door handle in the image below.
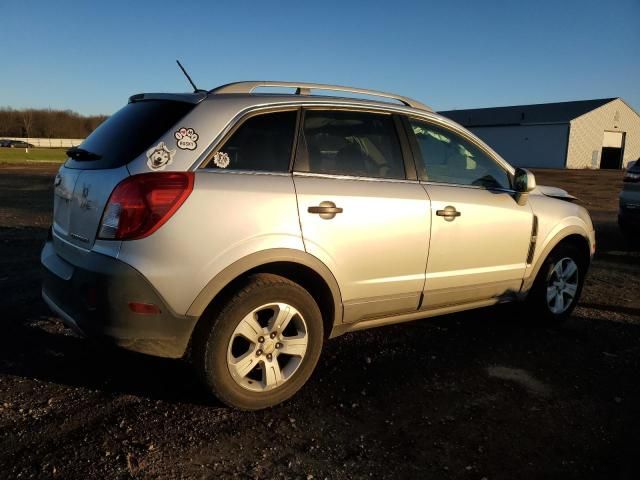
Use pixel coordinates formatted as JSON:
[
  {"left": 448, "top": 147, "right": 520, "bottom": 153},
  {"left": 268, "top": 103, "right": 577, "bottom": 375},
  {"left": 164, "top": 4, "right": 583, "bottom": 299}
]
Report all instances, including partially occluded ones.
[
  {"left": 308, "top": 201, "right": 343, "bottom": 219},
  {"left": 436, "top": 205, "right": 461, "bottom": 221}
]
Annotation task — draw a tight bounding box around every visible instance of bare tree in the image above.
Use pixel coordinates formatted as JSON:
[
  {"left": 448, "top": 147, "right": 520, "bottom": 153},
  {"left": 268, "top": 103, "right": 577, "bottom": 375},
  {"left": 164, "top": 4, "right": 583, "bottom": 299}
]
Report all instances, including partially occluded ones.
[
  {"left": 42, "top": 109, "right": 56, "bottom": 147},
  {"left": 0, "top": 108, "right": 8, "bottom": 136},
  {"left": 0, "top": 107, "right": 18, "bottom": 137},
  {"left": 0, "top": 107, "right": 108, "bottom": 139},
  {"left": 22, "top": 110, "right": 34, "bottom": 151}
]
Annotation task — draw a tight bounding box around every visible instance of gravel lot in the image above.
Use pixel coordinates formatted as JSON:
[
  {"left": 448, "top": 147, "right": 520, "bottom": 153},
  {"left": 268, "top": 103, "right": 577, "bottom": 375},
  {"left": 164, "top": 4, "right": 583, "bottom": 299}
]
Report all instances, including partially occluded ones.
[{"left": 0, "top": 164, "right": 638, "bottom": 479}]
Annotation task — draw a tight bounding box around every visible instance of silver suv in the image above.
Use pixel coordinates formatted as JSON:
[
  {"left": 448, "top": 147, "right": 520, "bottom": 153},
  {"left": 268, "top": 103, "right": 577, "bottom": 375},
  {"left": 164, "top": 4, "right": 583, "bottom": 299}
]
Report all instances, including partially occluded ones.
[{"left": 42, "top": 82, "right": 595, "bottom": 409}]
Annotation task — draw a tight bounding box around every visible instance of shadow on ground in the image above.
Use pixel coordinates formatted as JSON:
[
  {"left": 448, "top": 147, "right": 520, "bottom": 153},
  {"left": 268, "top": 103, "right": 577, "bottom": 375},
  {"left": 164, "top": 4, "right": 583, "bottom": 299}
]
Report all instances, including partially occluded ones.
[{"left": 1, "top": 165, "right": 639, "bottom": 479}]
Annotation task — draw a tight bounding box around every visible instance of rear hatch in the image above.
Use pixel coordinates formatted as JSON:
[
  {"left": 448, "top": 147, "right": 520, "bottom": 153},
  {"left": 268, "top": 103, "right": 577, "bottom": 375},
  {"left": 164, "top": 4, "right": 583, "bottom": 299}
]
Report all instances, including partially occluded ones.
[{"left": 53, "top": 98, "right": 198, "bottom": 249}]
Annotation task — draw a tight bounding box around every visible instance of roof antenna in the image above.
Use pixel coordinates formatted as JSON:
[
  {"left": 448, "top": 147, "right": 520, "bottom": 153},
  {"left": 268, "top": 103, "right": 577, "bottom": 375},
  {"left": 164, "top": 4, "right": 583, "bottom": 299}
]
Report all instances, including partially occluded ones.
[{"left": 176, "top": 60, "right": 203, "bottom": 93}]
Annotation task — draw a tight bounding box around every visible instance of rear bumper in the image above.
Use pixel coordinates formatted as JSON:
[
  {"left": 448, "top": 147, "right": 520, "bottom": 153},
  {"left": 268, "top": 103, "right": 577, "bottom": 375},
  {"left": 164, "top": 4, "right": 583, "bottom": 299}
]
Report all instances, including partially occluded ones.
[{"left": 41, "top": 239, "right": 198, "bottom": 358}]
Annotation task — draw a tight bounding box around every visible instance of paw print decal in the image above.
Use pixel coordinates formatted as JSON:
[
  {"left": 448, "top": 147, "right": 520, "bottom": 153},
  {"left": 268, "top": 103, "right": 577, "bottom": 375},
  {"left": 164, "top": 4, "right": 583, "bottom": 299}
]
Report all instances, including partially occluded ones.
[
  {"left": 174, "top": 127, "right": 199, "bottom": 150},
  {"left": 146, "top": 141, "right": 176, "bottom": 171}
]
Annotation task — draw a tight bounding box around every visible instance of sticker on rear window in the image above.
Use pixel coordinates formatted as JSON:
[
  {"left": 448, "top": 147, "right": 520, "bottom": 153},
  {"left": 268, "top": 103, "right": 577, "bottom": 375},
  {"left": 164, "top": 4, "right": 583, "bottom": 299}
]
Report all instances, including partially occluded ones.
[
  {"left": 174, "top": 127, "right": 199, "bottom": 150},
  {"left": 213, "top": 151, "right": 230, "bottom": 169},
  {"left": 146, "top": 141, "right": 176, "bottom": 171}
]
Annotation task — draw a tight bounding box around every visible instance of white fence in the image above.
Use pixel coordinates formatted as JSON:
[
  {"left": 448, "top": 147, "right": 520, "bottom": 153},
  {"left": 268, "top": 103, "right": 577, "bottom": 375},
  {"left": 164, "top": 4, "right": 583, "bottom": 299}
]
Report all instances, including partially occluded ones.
[{"left": 2, "top": 137, "right": 84, "bottom": 148}]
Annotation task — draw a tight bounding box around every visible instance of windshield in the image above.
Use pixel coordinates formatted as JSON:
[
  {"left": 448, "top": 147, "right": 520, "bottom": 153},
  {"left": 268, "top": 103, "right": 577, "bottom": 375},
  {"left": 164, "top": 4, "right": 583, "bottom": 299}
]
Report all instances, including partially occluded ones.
[{"left": 65, "top": 100, "right": 195, "bottom": 169}]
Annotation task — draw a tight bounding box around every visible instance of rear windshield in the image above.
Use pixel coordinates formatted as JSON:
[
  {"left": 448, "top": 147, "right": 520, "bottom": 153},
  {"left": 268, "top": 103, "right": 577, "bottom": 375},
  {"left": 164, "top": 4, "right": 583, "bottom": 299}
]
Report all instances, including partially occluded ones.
[{"left": 65, "top": 100, "right": 195, "bottom": 169}]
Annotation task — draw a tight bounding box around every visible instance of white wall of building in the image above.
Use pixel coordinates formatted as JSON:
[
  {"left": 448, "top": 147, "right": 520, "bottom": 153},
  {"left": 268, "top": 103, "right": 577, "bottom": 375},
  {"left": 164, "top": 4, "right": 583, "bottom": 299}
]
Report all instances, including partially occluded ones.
[
  {"left": 469, "top": 124, "right": 569, "bottom": 168},
  {"left": 567, "top": 99, "right": 640, "bottom": 169},
  {"left": 2, "top": 137, "right": 84, "bottom": 148}
]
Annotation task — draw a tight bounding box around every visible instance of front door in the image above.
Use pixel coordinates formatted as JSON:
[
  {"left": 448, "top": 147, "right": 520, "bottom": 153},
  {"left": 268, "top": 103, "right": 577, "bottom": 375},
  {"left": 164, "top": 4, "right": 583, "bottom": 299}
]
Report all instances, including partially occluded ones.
[
  {"left": 293, "top": 109, "right": 431, "bottom": 323},
  {"left": 405, "top": 117, "right": 534, "bottom": 308}
]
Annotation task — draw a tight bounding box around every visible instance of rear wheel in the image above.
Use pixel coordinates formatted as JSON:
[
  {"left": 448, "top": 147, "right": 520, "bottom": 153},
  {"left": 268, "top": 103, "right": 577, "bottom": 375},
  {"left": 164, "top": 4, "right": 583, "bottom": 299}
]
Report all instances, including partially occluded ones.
[
  {"left": 194, "top": 274, "right": 323, "bottom": 410},
  {"left": 526, "top": 244, "right": 586, "bottom": 324}
]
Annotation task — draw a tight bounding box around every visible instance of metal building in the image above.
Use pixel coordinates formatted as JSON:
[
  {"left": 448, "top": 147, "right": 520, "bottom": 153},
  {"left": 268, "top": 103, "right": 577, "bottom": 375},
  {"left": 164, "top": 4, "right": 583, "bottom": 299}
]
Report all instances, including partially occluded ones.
[{"left": 439, "top": 98, "right": 640, "bottom": 169}]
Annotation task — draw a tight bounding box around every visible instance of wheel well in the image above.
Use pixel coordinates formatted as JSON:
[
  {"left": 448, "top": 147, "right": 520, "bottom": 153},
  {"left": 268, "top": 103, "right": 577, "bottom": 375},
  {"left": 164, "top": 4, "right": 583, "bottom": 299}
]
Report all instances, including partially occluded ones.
[
  {"left": 554, "top": 234, "right": 591, "bottom": 268},
  {"left": 192, "top": 262, "right": 337, "bottom": 349}
]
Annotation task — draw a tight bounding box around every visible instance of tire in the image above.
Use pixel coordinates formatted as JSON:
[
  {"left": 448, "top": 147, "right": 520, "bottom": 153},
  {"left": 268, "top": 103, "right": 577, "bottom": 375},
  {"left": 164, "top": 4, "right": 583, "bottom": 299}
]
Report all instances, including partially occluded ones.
[
  {"left": 193, "top": 273, "right": 324, "bottom": 410},
  {"left": 525, "top": 243, "right": 587, "bottom": 324}
]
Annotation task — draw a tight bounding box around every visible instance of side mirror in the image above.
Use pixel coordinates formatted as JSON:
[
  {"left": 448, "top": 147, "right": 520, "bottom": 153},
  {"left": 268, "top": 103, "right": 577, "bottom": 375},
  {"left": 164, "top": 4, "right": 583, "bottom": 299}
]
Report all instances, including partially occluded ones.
[{"left": 513, "top": 168, "right": 536, "bottom": 205}]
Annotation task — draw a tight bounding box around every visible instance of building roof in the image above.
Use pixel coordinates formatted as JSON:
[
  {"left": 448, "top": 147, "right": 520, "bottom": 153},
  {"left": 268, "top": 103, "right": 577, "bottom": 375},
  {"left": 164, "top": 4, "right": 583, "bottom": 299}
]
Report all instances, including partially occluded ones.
[{"left": 439, "top": 98, "right": 617, "bottom": 127}]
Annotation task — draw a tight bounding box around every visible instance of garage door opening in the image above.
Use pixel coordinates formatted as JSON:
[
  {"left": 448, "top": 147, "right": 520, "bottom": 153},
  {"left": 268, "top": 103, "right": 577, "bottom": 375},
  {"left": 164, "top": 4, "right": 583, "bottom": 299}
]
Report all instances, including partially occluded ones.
[{"left": 600, "top": 131, "right": 625, "bottom": 169}]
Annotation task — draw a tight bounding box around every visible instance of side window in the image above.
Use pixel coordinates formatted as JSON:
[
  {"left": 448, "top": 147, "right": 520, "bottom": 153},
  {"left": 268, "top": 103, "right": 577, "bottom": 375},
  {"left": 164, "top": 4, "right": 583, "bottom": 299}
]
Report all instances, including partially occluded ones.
[
  {"left": 295, "top": 110, "right": 405, "bottom": 179},
  {"left": 408, "top": 118, "right": 511, "bottom": 189},
  {"left": 207, "top": 110, "right": 297, "bottom": 171}
]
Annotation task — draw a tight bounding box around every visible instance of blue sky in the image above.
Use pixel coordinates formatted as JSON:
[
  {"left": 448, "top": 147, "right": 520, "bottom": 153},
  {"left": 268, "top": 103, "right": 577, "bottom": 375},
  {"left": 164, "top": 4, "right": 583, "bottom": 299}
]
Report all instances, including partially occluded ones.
[{"left": 1, "top": 0, "right": 638, "bottom": 116}]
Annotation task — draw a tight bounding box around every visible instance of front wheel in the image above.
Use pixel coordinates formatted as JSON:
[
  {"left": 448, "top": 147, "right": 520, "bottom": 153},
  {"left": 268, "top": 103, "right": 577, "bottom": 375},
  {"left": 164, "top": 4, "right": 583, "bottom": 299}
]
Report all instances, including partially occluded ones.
[
  {"left": 525, "top": 244, "right": 587, "bottom": 324},
  {"left": 194, "top": 274, "right": 324, "bottom": 410}
]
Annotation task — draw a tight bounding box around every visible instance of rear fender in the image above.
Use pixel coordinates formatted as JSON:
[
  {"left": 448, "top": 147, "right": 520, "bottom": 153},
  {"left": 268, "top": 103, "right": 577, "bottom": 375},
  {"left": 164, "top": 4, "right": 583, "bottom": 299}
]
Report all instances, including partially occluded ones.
[{"left": 186, "top": 248, "right": 343, "bottom": 324}]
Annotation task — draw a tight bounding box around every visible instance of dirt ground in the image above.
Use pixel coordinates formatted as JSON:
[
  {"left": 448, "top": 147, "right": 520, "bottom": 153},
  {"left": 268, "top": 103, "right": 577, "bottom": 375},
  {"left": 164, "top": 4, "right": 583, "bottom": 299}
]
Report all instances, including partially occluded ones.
[{"left": 0, "top": 164, "right": 639, "bottom": 479}]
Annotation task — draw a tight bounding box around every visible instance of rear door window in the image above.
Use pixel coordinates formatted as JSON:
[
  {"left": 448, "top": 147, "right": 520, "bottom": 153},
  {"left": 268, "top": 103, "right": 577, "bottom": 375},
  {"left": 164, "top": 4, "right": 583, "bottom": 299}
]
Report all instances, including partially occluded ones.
[
  {"left": 204, "top": 110, "right": 297, "bottom": 172},
  {"left": 294, "top": 110, "right": 406, "bottom": 179},
  {"left": 65, "top": 100, "right": 195, "bottom": 170}
]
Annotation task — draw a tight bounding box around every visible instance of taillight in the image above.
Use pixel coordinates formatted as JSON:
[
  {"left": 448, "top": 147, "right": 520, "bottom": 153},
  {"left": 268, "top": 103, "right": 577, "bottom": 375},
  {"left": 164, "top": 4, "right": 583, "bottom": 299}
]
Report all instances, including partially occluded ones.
[
  {"left": 98, "top": 172, "right": 194, "bottom": 240},
  {"left": 623, "top": 171, "right": 640, "bottom": 183}
]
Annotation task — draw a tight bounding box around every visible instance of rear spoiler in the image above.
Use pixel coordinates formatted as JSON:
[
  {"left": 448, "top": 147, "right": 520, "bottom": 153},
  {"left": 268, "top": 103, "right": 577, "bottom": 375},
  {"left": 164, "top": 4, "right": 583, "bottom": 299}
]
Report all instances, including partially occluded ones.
[{"left": 128, "top": 92, "right": 207, "bottom": 104}]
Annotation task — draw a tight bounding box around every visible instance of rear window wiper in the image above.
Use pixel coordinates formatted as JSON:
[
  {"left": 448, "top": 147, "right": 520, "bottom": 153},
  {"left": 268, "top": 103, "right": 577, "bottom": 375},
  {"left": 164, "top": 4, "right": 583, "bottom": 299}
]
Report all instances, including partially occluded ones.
[{"left": 66, "top": 147, "right": 102, "bottom": 161}]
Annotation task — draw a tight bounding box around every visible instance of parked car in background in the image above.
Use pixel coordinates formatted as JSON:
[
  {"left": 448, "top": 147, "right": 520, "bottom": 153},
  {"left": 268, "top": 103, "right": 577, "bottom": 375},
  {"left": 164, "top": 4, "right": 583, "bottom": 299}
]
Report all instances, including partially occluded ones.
[
  {"left": 0, "top": 139, "right": 35, "bottom": 148},
  {"left": 619, "top": 159, "right": 640, "bottom": 235},
  {"left": 41, "top": 81, "right": 595, "bottom": 410}
]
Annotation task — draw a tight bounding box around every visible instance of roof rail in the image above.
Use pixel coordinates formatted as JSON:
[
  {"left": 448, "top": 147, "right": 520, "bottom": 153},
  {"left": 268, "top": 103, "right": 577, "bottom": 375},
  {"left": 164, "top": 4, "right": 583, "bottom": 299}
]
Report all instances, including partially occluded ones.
[{"left": 209, "top": 81, "right": 432, "bottom": 112}]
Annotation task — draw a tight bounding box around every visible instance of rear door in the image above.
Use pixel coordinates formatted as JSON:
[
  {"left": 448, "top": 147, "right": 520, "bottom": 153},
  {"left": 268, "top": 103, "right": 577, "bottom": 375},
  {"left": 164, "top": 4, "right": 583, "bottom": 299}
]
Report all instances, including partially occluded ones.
[
  {"left": 405, "top": 117, "right": 534, "bottom": 308},
  {"left": 293, "top": 109, "right": 431, "bottom": 324},
  {"left": 53, "top": 99, "right": 196, "bottom": 249}
]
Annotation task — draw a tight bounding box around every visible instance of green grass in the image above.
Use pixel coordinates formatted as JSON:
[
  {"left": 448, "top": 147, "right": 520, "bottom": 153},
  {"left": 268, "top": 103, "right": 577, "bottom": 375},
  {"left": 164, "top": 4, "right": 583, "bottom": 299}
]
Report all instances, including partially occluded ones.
[{"left": 0, "top": 148, "right": 67, "bottom": 164}]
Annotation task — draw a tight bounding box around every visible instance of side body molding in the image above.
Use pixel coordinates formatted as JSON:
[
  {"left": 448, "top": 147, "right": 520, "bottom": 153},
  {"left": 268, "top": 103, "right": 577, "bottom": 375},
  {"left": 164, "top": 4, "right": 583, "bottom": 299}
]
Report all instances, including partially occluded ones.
[{"left": 186, "top": 248, "right": 344, "bottom": 326}]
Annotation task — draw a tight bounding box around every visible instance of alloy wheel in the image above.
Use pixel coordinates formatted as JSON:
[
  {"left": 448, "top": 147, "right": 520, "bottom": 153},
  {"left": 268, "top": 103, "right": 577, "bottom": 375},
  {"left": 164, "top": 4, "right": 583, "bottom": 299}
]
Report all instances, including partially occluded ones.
[
  {"left": 226, "top": 303, "right": 308, "bottom": 392},
  {"left": 546, "top": 257, "right": 579, "bottom": 315}
]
